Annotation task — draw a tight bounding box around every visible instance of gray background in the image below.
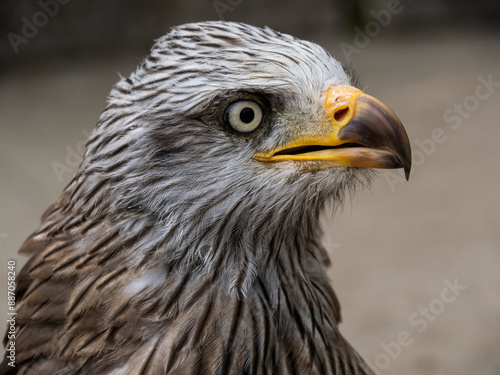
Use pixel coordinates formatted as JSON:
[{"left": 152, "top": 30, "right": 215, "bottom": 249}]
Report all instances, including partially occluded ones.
[{"left": 1, "top": 0, "right": 499, "bottom": 374}]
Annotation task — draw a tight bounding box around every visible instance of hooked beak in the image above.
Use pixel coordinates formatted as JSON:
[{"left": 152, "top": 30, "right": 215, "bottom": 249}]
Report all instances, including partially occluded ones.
[{"left": 254, "top": 85, "right": 412, "bottom": 180}]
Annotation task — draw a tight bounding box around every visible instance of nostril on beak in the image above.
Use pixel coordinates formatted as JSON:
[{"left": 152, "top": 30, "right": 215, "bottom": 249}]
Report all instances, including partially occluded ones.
[{"left": 333, "top": 107, "right": 349, "bottom": 122}]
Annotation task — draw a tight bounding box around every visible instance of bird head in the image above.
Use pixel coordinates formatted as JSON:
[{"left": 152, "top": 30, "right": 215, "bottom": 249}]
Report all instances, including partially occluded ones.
[
  {"left": 12, "top": 23, "right": 411, "bottom": 373},
  {"left": 74, "top": 21, "right": 410, "bottom": 272}
]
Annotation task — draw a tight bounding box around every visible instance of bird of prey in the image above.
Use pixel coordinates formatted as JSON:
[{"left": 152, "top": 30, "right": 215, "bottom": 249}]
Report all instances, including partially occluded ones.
[{"left": 2, "top": 21, "right": 411, "bottom": 375}]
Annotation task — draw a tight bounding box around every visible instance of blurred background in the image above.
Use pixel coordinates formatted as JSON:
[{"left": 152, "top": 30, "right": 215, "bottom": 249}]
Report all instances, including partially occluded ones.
[{"left": 1, "top": 0, "right": 499, "bottom": 374}]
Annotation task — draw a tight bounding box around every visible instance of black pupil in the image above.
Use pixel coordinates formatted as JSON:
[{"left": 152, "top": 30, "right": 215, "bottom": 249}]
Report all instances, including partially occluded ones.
[{"left": 239, "top": 107, "right": 255, "bottom": 123}]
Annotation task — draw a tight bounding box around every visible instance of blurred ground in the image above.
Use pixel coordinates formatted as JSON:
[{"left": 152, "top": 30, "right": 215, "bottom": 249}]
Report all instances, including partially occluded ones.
[{"left": 1, "top": 9, "right": 500, "bottom": 375}]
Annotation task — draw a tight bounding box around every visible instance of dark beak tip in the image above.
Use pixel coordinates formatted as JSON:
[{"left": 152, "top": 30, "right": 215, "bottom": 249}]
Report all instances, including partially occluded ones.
[
  {"left": 339, "top": 93, "right": 412, "bottom": 181},
  {"left": 398, "top": 153, "right": 411, "bottom": 181},
  {"left": 402, "top": 146, "right": 412, "bottom": 181},
  {"left": 394, "top": 155, "right": 411, "bottom": 181},
  {"left": 405, "top": 166, "right": 411, "bottom": 181}
]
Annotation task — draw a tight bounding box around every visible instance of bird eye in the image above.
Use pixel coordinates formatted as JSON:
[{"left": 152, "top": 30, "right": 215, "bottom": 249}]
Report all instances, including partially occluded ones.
[{"left": 224, "top": 100, "right": 264, "bottom": 134}]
